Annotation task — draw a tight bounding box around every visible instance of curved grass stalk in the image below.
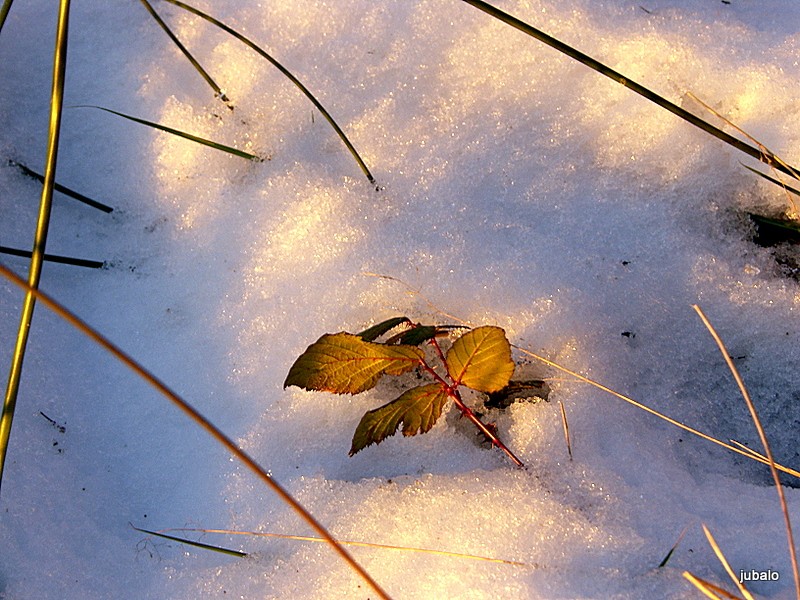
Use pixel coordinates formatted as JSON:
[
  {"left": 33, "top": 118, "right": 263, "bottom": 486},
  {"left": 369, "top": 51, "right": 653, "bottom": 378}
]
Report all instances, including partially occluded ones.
[
  {"left": 0, "top": 0, "right": 70, "bottom": 493},
  {"left": 0, "top": 262, "right": 392, "bottom": 600},
  {"left": 694, "top": 305, "right": 800, "bottom": 600},
  {"left": 0, "top": 0, "right": 13, "bottom": 36},
  {"left": 162, "top": 0, "right": 376, "bottom": 186},
  {"left": 458, "top": 0, "right": 800, "bottom": 178},
  {"left": 138, "top": 0, "right": 232, "bottom": 109},
  {"left": 74, "top": 105, "right": 261, "bottom": 161}
]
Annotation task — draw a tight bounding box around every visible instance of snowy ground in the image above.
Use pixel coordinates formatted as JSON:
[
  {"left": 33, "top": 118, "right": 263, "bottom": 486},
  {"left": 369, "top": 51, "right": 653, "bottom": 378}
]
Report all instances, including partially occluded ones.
[{"left": 1, "top": 0, "right": 799, "bottom": 598}]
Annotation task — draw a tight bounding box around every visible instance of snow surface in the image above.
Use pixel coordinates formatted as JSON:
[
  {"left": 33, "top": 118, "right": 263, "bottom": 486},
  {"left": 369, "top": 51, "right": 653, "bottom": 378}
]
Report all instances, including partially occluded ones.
[{"left": 1, "top": 0, "right": 800, "bottom": 598}]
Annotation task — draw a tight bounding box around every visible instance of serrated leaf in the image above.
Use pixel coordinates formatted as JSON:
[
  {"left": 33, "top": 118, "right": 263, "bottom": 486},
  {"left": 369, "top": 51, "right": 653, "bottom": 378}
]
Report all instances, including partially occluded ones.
[
  {"left": 357, "top": 316, "right": 410, "bottom": 342},
  {"left": 350, "top": 384, "right": 450, "bottom": 455},
  {"left": 284, "top": 333, "right": 424, "bottom": 394},
  {"left": 445, "top": 326, "right": 514, "bottom": 393}
]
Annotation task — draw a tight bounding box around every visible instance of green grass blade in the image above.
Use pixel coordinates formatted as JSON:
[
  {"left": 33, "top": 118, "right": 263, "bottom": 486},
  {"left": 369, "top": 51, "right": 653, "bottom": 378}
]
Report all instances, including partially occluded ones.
[
  {"left": 74, "top": 105, "right": 262, "bottom": 161},
  {"left": 741, "top": 163, "right": 800, "bottom": 198},
  {"left": 138, "top": 0, "right": 232, "bottom": 109},
  {"left": 0, "top": 245, "right": 103, "bottom": 269},
  {"left": 0, "top": 0, "right": 71, "bottom": 494},
  {"left": 131, "top": 524, "right": 247, "bottom": 557},
  {"left": 163, "top": 0, "right": 376, "bottom": 186},
  {"left": 458, "top": 0, "right": 800, "bottom": 178},
  {"left": 0, "top": 263, "right": 392, "bottom": 600},
  {"left": 9, "top": 159, "right": 114, "bottom": 213},
  {"left": 0, "top": 0, "right": 14, "bottom": 36}
]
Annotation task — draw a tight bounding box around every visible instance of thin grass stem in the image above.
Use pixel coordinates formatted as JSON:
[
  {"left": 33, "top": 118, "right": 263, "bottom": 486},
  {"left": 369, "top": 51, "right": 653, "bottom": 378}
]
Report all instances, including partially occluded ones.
[
  {"left": 73, "top": 105, "right": 261, "bottom": 161},
  {"left": 138, "top": 0, "right": 232, "bottom": 108},
  {"left": 458, "top": 0, "right": 799, "bottom": 178},
  {"left": 683, "top": 572, "right": 743, "bottom": 600},
  {"left": 0, "top": 0, "right": 70, "bottom": 493},
  {"left": 162, "top": 527, "right": 530, "bottom": 567},
  {"left": 0, "top": 262, "right": 392, "bottom": 600},
  {"left": 742, "top": 164, "right": 800, "bottom": 199},
  {"left": 0, "top": 245, "right": 103, "bottom": 269},
  {"left": 694, "top": 305, "right": 800, "bottom": 600},
  {"left": 162, "top": 0, "right": 376, "bottom": 186},
  {"left": 9, "top": 159, "right": 114, "bottom": 213},
  {"left": 701, "top": 524, "right": 755, "bottom": 600}
]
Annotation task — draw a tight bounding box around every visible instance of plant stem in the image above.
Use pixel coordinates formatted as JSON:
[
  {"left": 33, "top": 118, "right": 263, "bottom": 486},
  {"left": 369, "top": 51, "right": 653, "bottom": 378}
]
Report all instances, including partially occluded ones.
[
  {"left": 0, "top": 0, "right": 70, "bottom": 494},
  {"left": 450, "top": 388, "right": 524, "bottom": 467},
  {"left": 425, "top": 338, "right": 524, "bottom": 467}
]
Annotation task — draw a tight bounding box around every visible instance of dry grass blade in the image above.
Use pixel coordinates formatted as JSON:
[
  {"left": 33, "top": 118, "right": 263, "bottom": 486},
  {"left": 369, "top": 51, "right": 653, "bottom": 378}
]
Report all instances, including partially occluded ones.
[
  {"left": 701, "top": 524, "right": 755, "bottom": 600},
  {"left": 162, "top": 0, "right": 376, "bottom": 186},
  {"left": 0, "top": 0, "right": 70, "bottom": 493},
  {"left": 458, "top": 0, "right": 800, "bottom": 178},
  {"left": 163, "top": 527, "right": 530, "bottom": 567},
  {"left": 138, "top": 0, "right": 232, "bottom": 108},
  {"left": 0, "top": 262, "right": 392, "bottom": 600},
  {"left": 74, "top": 105, "right": 262, "bottom": 161},
  {"left": 683, "top": 572, "right": 745, "bottom": 600},
  {"left": 694, "top": 304, "right": 800, "bottom": 600}
]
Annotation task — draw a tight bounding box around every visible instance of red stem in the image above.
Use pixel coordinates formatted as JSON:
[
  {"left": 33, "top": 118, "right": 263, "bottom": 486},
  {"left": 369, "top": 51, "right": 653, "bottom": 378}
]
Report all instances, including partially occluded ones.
[{"left": 422, "top": 339, "right": 525, "bottom": 468}]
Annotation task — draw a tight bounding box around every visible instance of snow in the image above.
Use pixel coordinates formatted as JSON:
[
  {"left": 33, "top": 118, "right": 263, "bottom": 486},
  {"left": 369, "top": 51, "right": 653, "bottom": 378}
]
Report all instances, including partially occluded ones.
[{"left": 1, "top": 0, "right": 799, "bottom": 598}]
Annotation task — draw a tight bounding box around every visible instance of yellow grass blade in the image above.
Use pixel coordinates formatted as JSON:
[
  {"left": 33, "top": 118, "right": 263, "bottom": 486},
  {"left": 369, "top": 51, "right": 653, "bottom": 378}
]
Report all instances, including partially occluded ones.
[
  {"left": 683, "top": 572, "right": 744, "bottom": 600},
  {"left": 0, "top": 0, "right": 71, "bottom": 493},
  {"left": 701, "top": 524, "right": 755, "bottom": 600}
]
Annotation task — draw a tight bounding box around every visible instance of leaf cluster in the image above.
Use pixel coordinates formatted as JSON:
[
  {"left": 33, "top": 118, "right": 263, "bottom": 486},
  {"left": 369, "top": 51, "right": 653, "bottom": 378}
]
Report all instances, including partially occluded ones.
[{"left": 285, "top": 317, "right": 523, "bottom": 465}]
